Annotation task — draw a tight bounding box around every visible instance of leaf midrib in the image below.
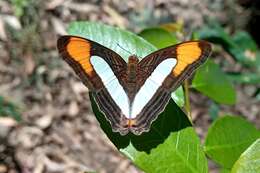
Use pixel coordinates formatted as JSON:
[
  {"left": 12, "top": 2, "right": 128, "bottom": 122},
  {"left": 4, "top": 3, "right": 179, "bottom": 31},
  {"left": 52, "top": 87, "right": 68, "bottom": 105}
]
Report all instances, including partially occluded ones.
[
  {"left": 205, "top": 138, "right": 257, "bottom": 152},
  {"left": 169, "top": 131, "right": 203, "bottom": 173}
]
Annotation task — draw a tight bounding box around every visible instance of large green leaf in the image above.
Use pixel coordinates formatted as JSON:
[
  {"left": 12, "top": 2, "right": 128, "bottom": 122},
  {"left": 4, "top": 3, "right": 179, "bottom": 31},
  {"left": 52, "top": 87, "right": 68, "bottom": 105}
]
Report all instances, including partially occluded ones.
[
  {"left": 138, "top": 27, "right": 178, "bottom": 49},
  {"left": 68, "top": 22, "right": 155, "bottom": 60},
  {"left": 192, "top": 59, "right": 236, "bottom": 105},
  {"left": 231, "top": 138, "right": 260, "bottom": 173},
  {"left": 204, "top": 115, "right": 260, "bottom": 169},
  {"left": 91, "top": 84, "right": 202, "bottom": 171},
  {"left": 68, "top": 21, "right": 190, "bottom": 146},
  {"left": 90, "top": 94, "right": 191, "bottom": 151},
  {"left": 67, "top": 22, "right": 208, "bottom": 172},
  {"left": 122, "top": 127, "right": 208, "bottom": 173},
  {"left": 138, "top": 27, "right": 184, "bottom": 107}
]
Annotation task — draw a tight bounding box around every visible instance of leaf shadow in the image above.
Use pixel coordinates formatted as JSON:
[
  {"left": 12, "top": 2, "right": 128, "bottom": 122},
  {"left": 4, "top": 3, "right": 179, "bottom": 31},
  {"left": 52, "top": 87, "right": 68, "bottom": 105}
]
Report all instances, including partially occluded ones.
[{"left": 90, "top": 93, "right": 192, "bottom": 153}]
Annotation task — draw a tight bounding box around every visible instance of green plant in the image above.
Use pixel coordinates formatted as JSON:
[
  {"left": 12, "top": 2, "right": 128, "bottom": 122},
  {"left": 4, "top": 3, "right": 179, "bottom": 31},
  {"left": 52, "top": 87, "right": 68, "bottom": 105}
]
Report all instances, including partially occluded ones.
[
  {"left": 198, "top": 22, "right": 260, "bottom": 84},
  {"left": 0, "top": 96, "right": 21, "bottom": 121},
  {"left": 66, "top": 22, "right": 260, "bottom": 173},
  {"left": 10, "top": 0, "right": 37, "bottom": 18}
]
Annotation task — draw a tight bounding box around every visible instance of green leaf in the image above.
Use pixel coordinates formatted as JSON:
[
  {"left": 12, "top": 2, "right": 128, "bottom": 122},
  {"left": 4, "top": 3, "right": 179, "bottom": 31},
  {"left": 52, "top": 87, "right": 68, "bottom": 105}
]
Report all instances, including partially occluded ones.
[
  {"left": 204, "top": 115, "right": 260, "bottom": 169},
  {"left": 90, "top": 94, "right": 191, "bottom": 151},
  {"left": 232, "top": 31, "right": 258, "bottom": 51},
  {"left": 231, "top": 31, "right": 260, "bottom": 70},
  {"left": 122, "top": 127, "right": 208, "bottom": 173},
  {"left": 68, "top": 21, "right": 189, "bottom": 149},
  {"left": 231, "top": 138, "right": 260, "bottom": 173},
  {"left": 67, "top": 22, "right": 207, "bottom": 173},
  {"left": 198, "top": 23, "right": 260, "bottom": 67},
  {"left": 138, "top": 27, "right": 178, "bottom": 49},
  {"left": 139, "top": 27, "right": 184, "bottom": 107},
  {"left": 255, "top": 88, "right": 260, "bottom": 101},
  {"left": 171, "top": 87, "right": 185, "bottom": 107},
  {"left": 230, "top": 31, "right": 260, "bottom": 68},
  {"left": 91, "top": 92, "right": 198, "bottom": 172},
  {"left": 192, "top": 59, "right": 236, "bottom": 105},
  {"left": 198, "top": 23, "right": 235, "bottom": 50},
  {"left": 160, "top": 22, "right": 183, "bottom": 33},
  {"left": 68, "top": 22, "right": 156, "bottom": 61}
]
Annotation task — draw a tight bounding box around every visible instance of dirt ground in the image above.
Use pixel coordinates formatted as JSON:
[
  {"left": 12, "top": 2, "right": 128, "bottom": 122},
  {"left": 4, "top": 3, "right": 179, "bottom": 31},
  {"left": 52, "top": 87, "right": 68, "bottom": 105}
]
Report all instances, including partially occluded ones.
[{"left": 0, "top": 0, "right": 259, "bottom": 173}]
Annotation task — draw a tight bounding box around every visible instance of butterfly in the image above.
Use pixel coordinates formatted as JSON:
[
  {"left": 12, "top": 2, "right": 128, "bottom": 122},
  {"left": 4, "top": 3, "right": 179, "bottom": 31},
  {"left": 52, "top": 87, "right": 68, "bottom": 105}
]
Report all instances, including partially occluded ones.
[{"left": 57, "top": 35, "right": 211, "bottom": 135}]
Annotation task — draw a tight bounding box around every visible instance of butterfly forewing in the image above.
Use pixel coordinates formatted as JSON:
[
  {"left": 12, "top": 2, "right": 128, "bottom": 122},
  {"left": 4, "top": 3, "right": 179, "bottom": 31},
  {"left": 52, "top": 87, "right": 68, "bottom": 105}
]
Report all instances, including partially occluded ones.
[{"left": 57, "top": 36, "right": 127, "bottom": 90}]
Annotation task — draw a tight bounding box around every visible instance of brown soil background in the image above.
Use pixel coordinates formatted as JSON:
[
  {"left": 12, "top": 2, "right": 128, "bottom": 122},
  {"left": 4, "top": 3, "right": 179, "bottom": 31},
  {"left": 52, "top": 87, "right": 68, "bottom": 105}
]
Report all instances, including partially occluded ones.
[{"left": 0, "top": 0, "right": 259, "bottom": 173}]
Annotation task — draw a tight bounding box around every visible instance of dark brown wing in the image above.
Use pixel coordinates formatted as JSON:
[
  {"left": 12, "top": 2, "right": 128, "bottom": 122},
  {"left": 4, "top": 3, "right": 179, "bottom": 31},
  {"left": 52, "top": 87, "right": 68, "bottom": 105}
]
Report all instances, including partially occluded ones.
[
  {"left": 138, "top": 40, "right": 211, "bottom": 91},
  {"left": 57, "top": 35, "right": 127, "bottom": 91},
  {"left": 130, "top": 41, "right": 212, "bottom": 135},
  {"left": 57, "top": 35, "right": 129, "bottom": 135}
]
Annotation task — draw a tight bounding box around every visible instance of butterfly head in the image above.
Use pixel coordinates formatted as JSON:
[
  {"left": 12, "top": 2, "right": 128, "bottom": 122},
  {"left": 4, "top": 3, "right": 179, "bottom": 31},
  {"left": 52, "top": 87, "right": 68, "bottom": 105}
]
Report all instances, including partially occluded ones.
[{"left": 128, "top": 55, "right": 139, "bottom": 64}]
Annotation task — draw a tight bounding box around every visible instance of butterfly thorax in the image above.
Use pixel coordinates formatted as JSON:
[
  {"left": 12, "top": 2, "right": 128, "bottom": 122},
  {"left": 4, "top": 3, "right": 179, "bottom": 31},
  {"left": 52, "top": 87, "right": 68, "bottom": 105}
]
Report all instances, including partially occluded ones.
[{"left": 126, "top": 55, "right": 139, "bottom": 100}]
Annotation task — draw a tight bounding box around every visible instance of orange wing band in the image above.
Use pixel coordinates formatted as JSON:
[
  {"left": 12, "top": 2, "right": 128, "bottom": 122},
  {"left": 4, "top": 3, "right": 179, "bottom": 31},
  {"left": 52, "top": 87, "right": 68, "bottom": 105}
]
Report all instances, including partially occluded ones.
[
  {"left": 127, "top": 119, "right": 136, "bottom": 127},
  {"left": 173, "top": 42, "right": 202, "bottom": 76},
  {"left": 66, "top": 37, "right": 93, "bottom": 76}
]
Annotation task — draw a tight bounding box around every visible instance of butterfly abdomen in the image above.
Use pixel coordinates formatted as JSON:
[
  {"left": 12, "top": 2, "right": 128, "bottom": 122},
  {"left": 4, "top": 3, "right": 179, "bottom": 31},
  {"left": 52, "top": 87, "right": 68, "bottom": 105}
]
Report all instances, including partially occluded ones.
[
  {"left": 126, "top": 55, "right": 140, "bottom": 100},
  {"left": 127, "top": 55, "right": 139, "bottom": 82}
]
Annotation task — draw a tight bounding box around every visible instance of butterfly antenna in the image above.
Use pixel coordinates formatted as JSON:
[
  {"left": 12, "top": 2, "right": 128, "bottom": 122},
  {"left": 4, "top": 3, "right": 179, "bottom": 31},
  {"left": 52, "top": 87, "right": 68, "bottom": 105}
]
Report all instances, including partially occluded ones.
[{"left": 117, "top": 43, "right": 132, "bottom": 55}]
